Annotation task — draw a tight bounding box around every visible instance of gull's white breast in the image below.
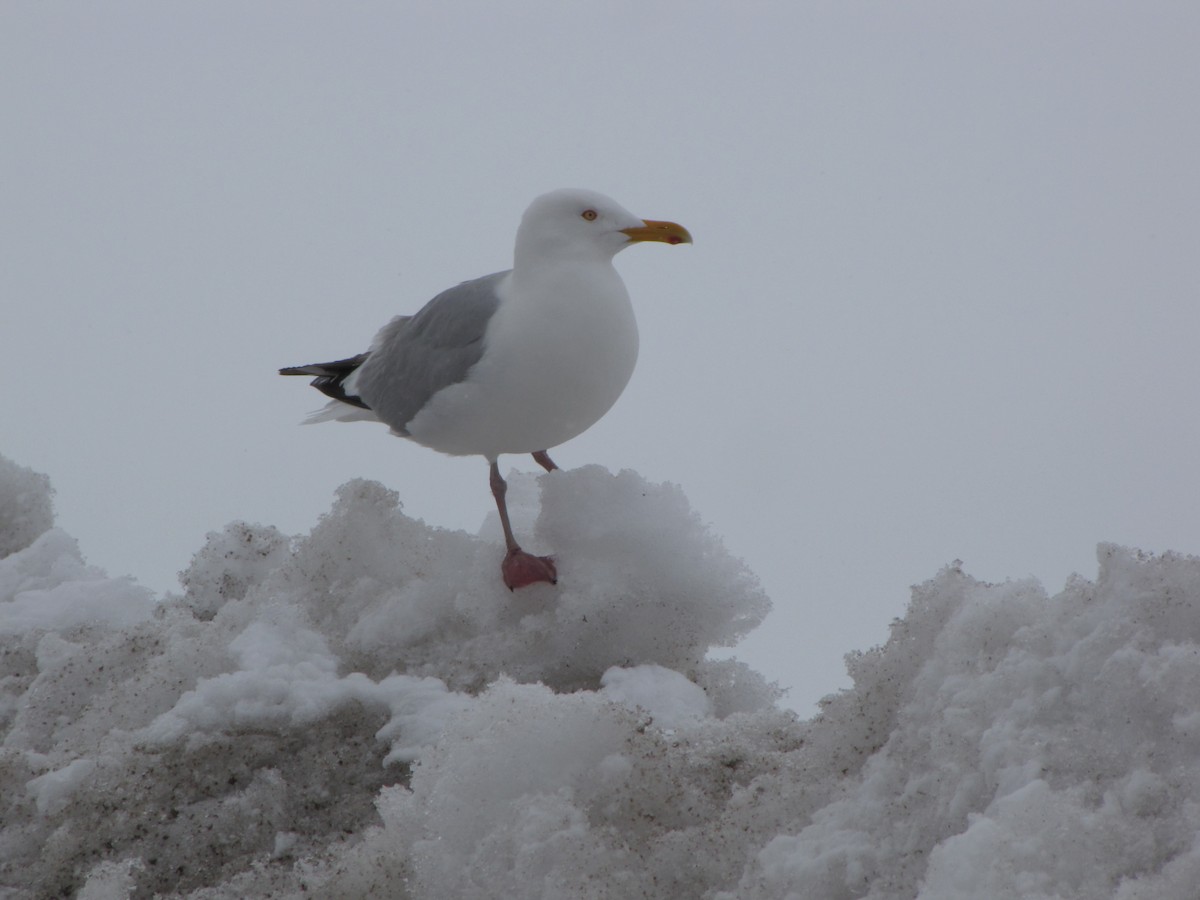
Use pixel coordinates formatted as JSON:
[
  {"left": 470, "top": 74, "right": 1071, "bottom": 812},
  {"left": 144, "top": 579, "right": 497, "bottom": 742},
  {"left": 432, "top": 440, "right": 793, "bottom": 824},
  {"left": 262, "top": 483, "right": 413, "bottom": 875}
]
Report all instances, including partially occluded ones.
[{"left": 405, "top": 264, "right": 639, "bottom": 459}]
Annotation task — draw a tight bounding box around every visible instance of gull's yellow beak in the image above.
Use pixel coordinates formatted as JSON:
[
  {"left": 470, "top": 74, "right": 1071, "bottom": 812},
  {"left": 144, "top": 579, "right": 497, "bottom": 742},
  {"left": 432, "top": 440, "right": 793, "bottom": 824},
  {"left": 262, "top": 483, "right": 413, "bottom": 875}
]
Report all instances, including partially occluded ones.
[{"left": 621, "top": 219, "right": 693, "bottom": 246}]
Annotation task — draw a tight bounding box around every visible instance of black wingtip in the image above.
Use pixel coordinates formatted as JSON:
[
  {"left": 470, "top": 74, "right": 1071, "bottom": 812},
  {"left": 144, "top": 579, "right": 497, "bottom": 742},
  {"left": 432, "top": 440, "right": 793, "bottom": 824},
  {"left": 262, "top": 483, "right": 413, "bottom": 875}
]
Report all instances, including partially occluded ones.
[
  {"left": 279, "top": 353, "right": 373, "bottom": 410},
  {"left": 278, "top": 353, "right": 370, "bottom": 378}
]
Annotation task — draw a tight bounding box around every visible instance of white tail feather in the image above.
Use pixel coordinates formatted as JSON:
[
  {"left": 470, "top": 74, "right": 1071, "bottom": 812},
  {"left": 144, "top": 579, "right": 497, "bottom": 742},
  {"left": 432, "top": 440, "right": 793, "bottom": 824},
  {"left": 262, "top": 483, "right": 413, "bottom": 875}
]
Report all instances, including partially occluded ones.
[{"left": 302, "top": 400, "right": 380, "bottom": 425}]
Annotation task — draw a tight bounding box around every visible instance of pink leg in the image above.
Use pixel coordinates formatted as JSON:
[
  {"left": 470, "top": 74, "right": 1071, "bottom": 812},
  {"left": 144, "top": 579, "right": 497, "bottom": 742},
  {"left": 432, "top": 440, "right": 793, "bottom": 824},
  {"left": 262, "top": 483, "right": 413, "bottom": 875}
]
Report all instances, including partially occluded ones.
[
  {"left": 490, "top": 460, "right": 557, "bottom": 590},
  {"left": 531, "top": 450, "right": 558, "bottom": 472}
]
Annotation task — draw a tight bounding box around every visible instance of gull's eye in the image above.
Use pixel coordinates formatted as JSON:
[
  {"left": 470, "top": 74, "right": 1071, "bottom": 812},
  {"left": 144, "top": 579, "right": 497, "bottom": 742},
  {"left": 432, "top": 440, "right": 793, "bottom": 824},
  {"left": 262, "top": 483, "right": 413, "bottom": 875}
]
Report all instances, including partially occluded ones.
[{"left": 581, "top": 209, "right": 598, "bottom": 221}]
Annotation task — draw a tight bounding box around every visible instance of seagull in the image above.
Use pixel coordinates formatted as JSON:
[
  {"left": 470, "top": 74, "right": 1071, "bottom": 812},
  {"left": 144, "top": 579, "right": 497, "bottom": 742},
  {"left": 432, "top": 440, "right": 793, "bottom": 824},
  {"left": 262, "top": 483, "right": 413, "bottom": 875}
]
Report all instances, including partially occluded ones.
[{"left": 280, "top": 189, "right": 691, "bottom": 589}]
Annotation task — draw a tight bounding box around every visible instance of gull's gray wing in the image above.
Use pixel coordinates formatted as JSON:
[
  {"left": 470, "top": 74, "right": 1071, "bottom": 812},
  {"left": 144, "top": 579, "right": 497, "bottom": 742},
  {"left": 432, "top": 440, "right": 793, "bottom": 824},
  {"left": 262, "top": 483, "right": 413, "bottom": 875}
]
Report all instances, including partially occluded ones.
[{"left": 353, "top": 270, "right": 509, "bottom": 434}]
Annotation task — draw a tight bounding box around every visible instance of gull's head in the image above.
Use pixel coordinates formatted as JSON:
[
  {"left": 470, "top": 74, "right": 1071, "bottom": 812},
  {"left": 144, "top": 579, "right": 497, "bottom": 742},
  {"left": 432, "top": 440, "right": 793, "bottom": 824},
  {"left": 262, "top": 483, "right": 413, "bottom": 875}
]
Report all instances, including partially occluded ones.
[{"left": 514, "top": 188, "right": 692, "bottom": 268}]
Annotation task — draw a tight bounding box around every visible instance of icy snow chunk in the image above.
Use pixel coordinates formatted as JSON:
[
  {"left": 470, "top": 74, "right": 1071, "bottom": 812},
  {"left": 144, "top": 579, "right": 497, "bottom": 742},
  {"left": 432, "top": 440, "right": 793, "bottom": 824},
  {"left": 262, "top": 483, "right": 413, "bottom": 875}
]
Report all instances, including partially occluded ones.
[
  {"left": 375, "top": 673, "right": 473, "bottom": 765},
  {"left": 142, "top": 610, "right": 468, "bottom": 765},
  {"left": 178, "top": 520, "right": 292, "bottom": 618},
  {"left": 382, "top": 678, "right": 641, "bottom": 896},
  {"left": 364, "top": 677, "right": 812, "bottom": 900},
  {"left": 0, "top": 528, "right": 155, "bottom": 634},
  {"left": 601, "top": 663, "right": 712, "bottom": 728},
  {"left": 510, "top": 465, "right": 770, "bottom": 688},
  {"left": 271, "top": 830, "right": 300, "bottom": 859},
  {"left": 143, "top": 613, "right": 366, "bottom": 743},
  {"left": 693, "top": 655, "right": 782, "bottom": 717},
  {"left": 0, "top": 454, "right": 54, "bottom": 559},
  {"left": 77, "top": 858, "right": 145, "bottom": 900},
  {"left": 920, "top": 779, "right": 1121, "bottom": 899},
  {"left": 26, "top": 756, "right": 96, "bottom": 816}
]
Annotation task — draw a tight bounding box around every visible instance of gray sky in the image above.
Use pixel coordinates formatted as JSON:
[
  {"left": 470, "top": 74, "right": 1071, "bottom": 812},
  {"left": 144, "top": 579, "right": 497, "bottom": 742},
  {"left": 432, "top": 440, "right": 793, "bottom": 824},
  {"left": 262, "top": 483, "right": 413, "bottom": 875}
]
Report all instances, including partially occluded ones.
[{"left": 3, "top": 2, "right": 1197, "bottom": 712}]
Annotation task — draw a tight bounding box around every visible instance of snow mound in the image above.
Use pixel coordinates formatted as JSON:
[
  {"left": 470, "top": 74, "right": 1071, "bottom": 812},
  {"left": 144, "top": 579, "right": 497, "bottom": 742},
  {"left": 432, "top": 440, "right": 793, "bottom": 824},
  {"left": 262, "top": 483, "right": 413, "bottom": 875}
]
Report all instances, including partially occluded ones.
[
  {"left": 727, "top": 550, "right": 1200, "bottom": 899},
  {"left": 175, "top": 466, "right": 772, "bottom": 698},
  {"left": 3, "top": 452, "right": 1200, "bottom": 899},
  {"left": 0, "top": 454, "right": 54, "bottom": 559}
]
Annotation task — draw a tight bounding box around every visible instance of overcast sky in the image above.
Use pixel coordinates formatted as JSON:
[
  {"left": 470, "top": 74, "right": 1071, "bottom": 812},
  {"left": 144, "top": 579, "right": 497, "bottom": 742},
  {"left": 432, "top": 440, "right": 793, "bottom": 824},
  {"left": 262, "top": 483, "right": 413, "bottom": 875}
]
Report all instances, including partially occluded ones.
[{"left": 3, "top": 2, "right": 1197, "bottom": 712}]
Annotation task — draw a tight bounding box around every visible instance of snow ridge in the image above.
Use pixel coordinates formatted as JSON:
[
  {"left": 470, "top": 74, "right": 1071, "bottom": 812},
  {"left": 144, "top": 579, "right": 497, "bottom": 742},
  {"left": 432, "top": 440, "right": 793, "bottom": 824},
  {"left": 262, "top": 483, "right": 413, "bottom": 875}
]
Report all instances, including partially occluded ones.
[{"left": 2, "top": 453, "right": 1200, "bottom": 899}]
